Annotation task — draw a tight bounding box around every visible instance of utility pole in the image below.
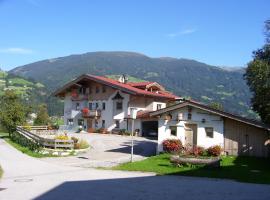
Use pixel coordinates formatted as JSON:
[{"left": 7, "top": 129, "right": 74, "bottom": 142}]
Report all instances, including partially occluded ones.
[
  {"left": 130, "top": 108, "right": 137, "bottom": 162},
  {"left": 131, "top": 116, "right": 134, "bottom": 162}
]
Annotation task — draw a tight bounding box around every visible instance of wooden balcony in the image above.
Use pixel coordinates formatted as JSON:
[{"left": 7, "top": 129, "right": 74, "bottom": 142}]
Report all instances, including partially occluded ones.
[{"left": 82, "top": 109, "right": 101, "bottom": 118}]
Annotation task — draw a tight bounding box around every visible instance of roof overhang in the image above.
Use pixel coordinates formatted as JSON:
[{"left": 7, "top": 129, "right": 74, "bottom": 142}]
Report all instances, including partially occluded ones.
[
  {"left": 150, "top": 100, "right": 270, "bottom": 131},
  {"left": 52, "top": 74, "right": 179, "bottom": 100}
]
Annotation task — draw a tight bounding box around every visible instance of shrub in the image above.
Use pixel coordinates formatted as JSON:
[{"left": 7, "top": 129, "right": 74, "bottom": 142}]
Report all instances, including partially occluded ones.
[
  {"left": 207, "top": 145, "right": 222, "bottom": 156},
  {"left": 99, "top": 128, "right": 108, "bottom": 134},
  {"left": 71, "top": 136, "right": 79, "bottom": 143},
  {"left": 193, "top": 146, "right": 205, "bottom": 156},
  {"left": 11, "top": 132, "right": 41, "bottom": 152},
  {"left": 74, "top": 139, "right": 90, "bottom": 149},
  {"left": 162, "top": 139, "right": 182, "bottom": 153}
]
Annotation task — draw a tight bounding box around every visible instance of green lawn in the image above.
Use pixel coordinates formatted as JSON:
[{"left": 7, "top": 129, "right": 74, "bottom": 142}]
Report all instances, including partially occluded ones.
[
  {"left": 113, "top": 154, "right": 270, "bottom": 184},
  {"left": 0, "top": 132, "right": 57, "bottom": 158}
]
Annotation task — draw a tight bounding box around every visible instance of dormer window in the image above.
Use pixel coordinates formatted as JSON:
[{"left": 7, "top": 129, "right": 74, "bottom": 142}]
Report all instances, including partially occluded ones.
[{"left": 156, "top": 104, "right": 162, "bottom": 110}]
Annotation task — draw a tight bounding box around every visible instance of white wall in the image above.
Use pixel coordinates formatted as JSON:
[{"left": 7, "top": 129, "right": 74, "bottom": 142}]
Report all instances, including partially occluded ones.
[{"left": 157, "top": 107, "right": 224, "bottom": 153}]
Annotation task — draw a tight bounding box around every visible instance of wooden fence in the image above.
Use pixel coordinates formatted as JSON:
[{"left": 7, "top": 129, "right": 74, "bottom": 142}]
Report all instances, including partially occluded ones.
[{"left": 16, "top": 126, "right": 74, "bottom": 149}]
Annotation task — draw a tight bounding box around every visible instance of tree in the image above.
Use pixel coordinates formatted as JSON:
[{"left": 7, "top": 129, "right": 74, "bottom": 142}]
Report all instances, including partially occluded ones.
[
  {"left": 245, "top": 20, "right": 270, "bottom": 123},
  {"left": 0, "top": 90, "right": 27, "bottom": 134},
  {"left": 34, "top": 104, "right": 50, "bottom": 125},
  {"left": 209, "top": 102, "right": 223, "bottom": 111}
]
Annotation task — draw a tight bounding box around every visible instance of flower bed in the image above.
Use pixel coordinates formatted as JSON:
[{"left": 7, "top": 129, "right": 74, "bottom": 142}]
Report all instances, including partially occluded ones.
[{"left": 170, "top": 155, "right": 221, "bottom": 168}]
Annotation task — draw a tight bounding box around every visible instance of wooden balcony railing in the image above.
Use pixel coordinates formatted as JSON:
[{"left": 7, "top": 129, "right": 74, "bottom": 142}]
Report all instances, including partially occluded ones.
[{"left": 82, "top": 109, "right": 101, "bottom": 118}]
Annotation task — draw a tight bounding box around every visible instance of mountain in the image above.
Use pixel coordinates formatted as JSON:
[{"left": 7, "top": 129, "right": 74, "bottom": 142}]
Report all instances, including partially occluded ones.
[
  {"left": 10, "top": 51, "right": 256, "bottom": 118},
  {"left": 0, "top": 70, "right": 63, "bottom": 115}
]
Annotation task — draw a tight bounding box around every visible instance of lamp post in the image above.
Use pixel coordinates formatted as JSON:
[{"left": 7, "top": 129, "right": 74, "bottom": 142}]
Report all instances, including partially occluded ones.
[{"left": 130, "top": 108, "right": 137, "bottom": 162}]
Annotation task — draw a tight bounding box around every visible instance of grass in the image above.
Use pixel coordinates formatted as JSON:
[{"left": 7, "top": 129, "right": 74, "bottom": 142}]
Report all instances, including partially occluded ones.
[
  {"left": 113, "top": 154, "right": 270, "bottom": 184},
  {"left": 0, "top": 132, "right": 57, "bottom": 158}
]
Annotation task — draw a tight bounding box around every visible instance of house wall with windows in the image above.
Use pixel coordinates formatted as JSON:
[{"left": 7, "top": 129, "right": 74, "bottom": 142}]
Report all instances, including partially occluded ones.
[
  {"left": 157, "top": 107, "right": 224, "bottom": 153},
  {"left": 56, "top": 74, "right": 179, "bottom": 135}
]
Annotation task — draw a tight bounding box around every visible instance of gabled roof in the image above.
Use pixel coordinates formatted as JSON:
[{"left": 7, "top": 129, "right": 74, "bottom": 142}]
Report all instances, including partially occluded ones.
[
  {"left": 53, "top": 74, "right": 181, "bottom": 100},
  {"left": 150, "top": 100, "right": 270, "bottom": 131}
]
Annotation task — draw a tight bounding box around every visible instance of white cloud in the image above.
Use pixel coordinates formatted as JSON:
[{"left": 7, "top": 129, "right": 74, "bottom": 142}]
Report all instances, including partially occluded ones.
[
  {"left": 167, "top": 28, "right": 197, "bottom": 38},
  {"left": 0, "top": 47, "right": 34, "bottom": 54}
]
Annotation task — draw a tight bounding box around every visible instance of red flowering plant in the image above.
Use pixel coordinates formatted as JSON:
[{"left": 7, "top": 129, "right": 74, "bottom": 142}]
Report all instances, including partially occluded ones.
[
  {"left": 181, "top": 145, "right": 207, "bottom": 157},
  {"left": 82, "top": 107, "right": 89, "bottom": 115},
  {"left": 71, "top": 89, "right": 79, "bottom": 98},
  {"left": 162, "top": 139, "right": 183, "bottom": 153},
  {"left": 207, "top": 145, "right": 222, "bottom": 156}
]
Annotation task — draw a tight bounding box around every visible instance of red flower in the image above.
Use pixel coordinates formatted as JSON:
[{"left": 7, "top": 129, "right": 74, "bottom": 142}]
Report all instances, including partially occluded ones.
[
  {"left": 82, "top": 107, "right": 89, "bottom": 114},
  {"left": 71, "top": 90, "right": 78, "bottom": 98}
]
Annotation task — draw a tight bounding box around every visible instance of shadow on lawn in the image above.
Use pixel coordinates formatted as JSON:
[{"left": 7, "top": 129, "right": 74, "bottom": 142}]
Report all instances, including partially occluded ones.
[
  {"left": 166, "top": 156, "right": 270, "bottom": 184},
  {"left": 34, "top": 174, "right": 270, "bottom": 200}
]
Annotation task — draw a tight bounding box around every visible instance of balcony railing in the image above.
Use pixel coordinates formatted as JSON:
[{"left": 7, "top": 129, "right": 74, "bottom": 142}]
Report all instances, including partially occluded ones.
[{"left": 82, "top": 109, "right": 101, "bottom": 118}]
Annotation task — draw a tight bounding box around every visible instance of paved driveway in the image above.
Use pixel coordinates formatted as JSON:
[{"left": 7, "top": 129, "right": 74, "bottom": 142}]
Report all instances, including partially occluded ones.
[
  {"left": 41, "top": 133, "right": 157, "bottom": 167},
  {"left": 1, "top": 138, "right": 270, "bottom": 200}
]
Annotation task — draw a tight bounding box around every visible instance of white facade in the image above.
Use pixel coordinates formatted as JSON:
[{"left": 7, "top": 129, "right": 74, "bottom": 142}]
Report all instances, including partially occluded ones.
[
  {"left": 63, "top": 89, "right": 168, "bottom": 134},
  {"left": 157, "top": 107, "right": 224, "bottom": 153}
]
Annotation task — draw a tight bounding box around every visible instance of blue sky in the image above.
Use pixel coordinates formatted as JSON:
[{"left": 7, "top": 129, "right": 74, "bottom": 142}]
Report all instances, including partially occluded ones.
[{"left": 0, "top": 0, "right": 269, "bottom": 70}]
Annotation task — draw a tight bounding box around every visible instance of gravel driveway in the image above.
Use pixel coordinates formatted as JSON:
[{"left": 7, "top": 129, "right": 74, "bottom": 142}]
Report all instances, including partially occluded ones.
[{"left": 41, "top": 133, "right": 157, "bottom": 167}]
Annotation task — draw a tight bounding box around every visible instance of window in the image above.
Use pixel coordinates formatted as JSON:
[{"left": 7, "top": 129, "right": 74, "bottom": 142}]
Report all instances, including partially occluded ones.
[
  {"left": 187, "top": 113, "right": 192, "bottom": 120},
  {"left": 95, "top": 120, "right": 98, "bottom": 128},
  {"left": 156, "top": 104, "right": 162, "bottom": 110},
  {"left": 78, "top": 119, "right": 84, "bottom": 126},
  {"left": 115, "top": 120, "right": 120, "bottom": 128},
  {"left": 205, "top": 127, "right": 214, "bottom": 138},
  {"left": 170, "top": 126, "right": 177, "bottom": 136},
  {"left": 102, "top": 86, "right": 106, "bottom": 93},
  {"left": 116, "top": 101, "right": 123, "bottom": 110},
  {"left": 89, "top": 102, "right": 93, "bottom": 110},
  {"left": 96, "top": 86, "right": 100, "bottom": 93},
  {"left": 95, "top": 102, "right": 99, "bottom": 109},
  {"left": 89, "top": 87, "right": 92, "bottom": 94},
  {"left": 79, "top": 87, "right": 86, "bottom": 95},
  {"left": 102, "top": 120, "right": 105, "bottom": 128},
  {"left": 102, "top": 102, "right": 106, "bottom": 110},
  {"left": 76, "top": 103, "right": 80, "bottom": 110},
  {"left": 67, "top": 119, "right": 74, "bottom": 125}
]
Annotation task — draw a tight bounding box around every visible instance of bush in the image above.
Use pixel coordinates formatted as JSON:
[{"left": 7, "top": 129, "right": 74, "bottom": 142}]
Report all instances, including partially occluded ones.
[
  {"left": 118, "top": 129, "right": 131, "bottom": 136},
  {"left": 11, "top": 132, "right": 41, "bottom": 152},
  {"left": 99, "top": 128, "right": 109, "bottom": 134},
  {"left": 193, "top": 146, "right": 205, "bottom": 156},
  {"left": 207, "top": 145, "right": 222, "bottom": 156},
  {"left": 78, "top": 139, "right": 89, "bottom": 149},
  {"left": 71, "top": 136, "right": 79, "bottom": 143},
  {"left": 162, "top": 139, "right": 182, "bottom": 153}
]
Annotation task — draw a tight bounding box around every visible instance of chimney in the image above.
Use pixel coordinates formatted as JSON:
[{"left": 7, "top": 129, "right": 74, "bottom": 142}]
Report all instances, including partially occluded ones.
[{"left": 118, "top": 74, "right": 128, "bottom": 84}]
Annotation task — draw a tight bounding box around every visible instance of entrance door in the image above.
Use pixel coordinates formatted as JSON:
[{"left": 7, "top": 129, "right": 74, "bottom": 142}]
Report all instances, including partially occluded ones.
[
  {"left": 184, "top": 124, "right": 197, "bottom": 146},
  {"left": 87, "top": 119, "right": 93, "bottom": 132}
]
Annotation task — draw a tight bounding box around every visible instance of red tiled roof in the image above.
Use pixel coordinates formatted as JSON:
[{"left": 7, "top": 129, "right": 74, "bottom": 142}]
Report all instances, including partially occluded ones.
[
  {"left": 127, "top": 82, "right": 154, "bottom": 87},
  {"left": 53, "top": 74, "right": 181, "bottom": 100},
  {"left": 89, "top": 75, "right": 180, "bottom": 100}
]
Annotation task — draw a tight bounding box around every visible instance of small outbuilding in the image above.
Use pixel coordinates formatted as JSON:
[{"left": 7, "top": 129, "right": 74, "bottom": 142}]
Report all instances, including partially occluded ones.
[{"left": 150, "top": 100, "right": 270, "bottom": 157}]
